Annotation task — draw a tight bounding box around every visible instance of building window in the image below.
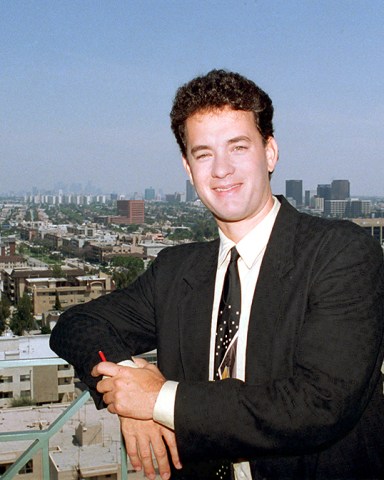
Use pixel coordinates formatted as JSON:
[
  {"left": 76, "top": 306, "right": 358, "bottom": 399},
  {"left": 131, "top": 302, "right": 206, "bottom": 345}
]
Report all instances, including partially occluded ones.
[
  {"left": 18, "top": 460, "right": 33, "bottom": 474},
  {"left": 0, "top": 376, "right": 13, "bottom": 383},
  {"left": 20, "top": 374, "right": 31, "bottom": 382},
  {"left": 0, "top": 392, "right": 13, "bottom": 399},
  {"left": 373, "top": 226, "right": 381, "bottom": 242},
  {"left": 0, "top": 463, "right": 12, "bottom": 474},
  {"left": 58, "top": 364, "right": 70, "bottom": 371},
  {"left": 59, "top": 377, "right": 72, "bottom": 385}
]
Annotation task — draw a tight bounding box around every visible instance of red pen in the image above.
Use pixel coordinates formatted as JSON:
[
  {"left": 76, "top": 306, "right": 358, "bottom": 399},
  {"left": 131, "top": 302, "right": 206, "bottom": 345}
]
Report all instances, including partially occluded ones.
[
  {"left": 98, "top": 350, "right": 137, "bottom": 369},
  {"left": 98, "top": 350, "right": 107, "bottom": 362}
]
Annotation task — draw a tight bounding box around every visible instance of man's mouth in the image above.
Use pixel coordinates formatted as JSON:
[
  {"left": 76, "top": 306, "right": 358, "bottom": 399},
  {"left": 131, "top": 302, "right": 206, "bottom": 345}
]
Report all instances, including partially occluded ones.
[{"left": 214, "top": 183, "right": 241, "bottom": 193}]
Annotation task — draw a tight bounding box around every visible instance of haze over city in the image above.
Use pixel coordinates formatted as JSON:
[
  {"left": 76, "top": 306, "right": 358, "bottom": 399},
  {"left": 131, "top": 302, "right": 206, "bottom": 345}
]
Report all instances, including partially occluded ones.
[{"left": 1, "top": 0, "right": 383, "bottom": 197}]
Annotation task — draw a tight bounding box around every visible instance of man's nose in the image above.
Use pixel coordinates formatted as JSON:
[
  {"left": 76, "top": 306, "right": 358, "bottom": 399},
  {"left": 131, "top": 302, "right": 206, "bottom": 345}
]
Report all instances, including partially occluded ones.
[{"left": 211, "top": 152, "right": 234, "bottom": 178}]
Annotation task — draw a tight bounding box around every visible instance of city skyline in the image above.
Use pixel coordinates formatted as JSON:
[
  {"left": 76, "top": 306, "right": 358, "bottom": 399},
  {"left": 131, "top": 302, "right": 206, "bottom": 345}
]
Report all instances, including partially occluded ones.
[
  {"left": 2, "top": 1, "right": 384, "bottom": 196},
  {"left": 2, "top": 176, "right": 383, "bottom": 201}
]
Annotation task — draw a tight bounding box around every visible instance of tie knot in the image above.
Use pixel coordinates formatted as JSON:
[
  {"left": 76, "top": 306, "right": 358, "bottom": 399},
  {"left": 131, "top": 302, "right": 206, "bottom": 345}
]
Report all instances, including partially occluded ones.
[{"left": 230, "top": 247, "right": 240, "bottom": 265}]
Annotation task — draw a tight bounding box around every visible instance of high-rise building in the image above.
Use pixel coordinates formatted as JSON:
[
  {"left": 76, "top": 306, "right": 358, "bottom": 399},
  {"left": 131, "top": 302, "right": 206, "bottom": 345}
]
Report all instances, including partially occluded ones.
[
  {"left": 165, "top": 193, "right": 181, "bottom": 203},
  {"left": 186, "top": 180, "right": 197, "bottom": 202},
  {"left": 317, "top": 184, "right": 331, "bottom": 201},
  {"left": 285, "top": 180, "right": 303, "bottom": 207},
  {"left": 324, "top": 200, "right": 348, "bottom": 218},
  {"left": 331, "top": 180, "right": 350, "bottom": 200},
  {"left": 345, "top": 200, "right": 371, "bottom": 218},
  {"left": 116, "top": 200, "right": 145, "bottom": 224},
  {"left": 145, "top": 187, "right": 156, "bottom": 201},
  {"left": 304, "top": 190, "right": 316, "bottom": 208}
]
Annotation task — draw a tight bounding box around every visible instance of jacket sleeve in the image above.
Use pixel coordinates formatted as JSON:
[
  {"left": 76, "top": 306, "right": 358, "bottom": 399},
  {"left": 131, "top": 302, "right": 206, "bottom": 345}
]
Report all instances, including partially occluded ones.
[
  {"left": 50, "top": 259, "right": 158, "bottom": 406},
  {"left": 174, "top": 228, "right": 384, "bottom": 461}
]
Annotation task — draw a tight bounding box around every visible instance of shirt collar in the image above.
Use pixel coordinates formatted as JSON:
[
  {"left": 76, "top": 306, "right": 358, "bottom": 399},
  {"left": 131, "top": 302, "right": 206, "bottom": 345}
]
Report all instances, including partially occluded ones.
[{"left": 218, "top": 196, "right": 281, "bottom": 269}]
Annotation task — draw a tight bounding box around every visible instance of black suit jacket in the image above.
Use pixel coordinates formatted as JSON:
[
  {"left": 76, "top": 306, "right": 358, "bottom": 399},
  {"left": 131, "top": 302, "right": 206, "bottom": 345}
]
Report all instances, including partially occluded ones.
[{"left": 51, "top": 196, "right": 384, "bottom": 479}]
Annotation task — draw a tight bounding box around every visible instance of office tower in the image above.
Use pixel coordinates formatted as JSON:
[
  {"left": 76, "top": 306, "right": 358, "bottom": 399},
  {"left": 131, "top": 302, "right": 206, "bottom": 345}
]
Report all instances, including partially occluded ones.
[
  {"left": 117, "top": 200, "right": 145, "bottom": 224},
  {"left": 317, "top": 184, "right": 331, "bottom": 201},
  {"left": 304, "top": 190, "right": 316, "bottom": 208},
  {"left": 144, "top": 187, "right": 155, "bottom": 201},
  {"left": 324, "top": 200, "right": 348, "bottom": 218},
  {"left": 331, "top": 180, "right": 350, "bottom": 200},
  {"left": 305, "top": 190, "right": 311, "bottom": 207},
  {"left": 285, "top": 180, "right": 303, "bottom": 207},
  {"left": 165, "top": 193, "right": 181, "bottom": 203},
  {"left": 186, "top": 180, "right": 197, "bottom": 202}
]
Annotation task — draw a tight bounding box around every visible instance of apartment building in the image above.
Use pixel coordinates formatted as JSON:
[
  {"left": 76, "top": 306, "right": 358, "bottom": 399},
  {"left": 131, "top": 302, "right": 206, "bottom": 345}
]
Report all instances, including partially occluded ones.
[
  {"left": 0, "top": 335, "right": 75, "bottom": 408},
  {"left": 1, "top": 266, "right": 85, "bottom": 304},
  {"left": 26, "top": 273, "right": 114, "bottom": 316},
  {"left": 0, "top": 236, "right": 27, "bottom": 271}
]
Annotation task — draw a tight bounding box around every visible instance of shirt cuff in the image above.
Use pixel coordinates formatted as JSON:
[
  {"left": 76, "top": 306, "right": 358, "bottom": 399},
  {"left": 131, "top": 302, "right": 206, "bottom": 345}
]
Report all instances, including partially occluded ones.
[
  {"left": 153, "top": 380, "right": 179, "bottom": 430},
  {"left": 117, "top": 359, "right": 138, "bottom": 368}
]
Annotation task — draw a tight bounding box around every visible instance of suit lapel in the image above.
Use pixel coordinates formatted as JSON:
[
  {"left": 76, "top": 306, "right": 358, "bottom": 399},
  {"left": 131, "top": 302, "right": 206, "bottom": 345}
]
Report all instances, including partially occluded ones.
[
  {"left": 178, "top": 240, "right": 219, "bottom": 381},
  {"left": 176, "top": 197, "right": 300, "bottom": 383},
  {"left": 245, "top": 196, "right": 299, "bottom": 381}
]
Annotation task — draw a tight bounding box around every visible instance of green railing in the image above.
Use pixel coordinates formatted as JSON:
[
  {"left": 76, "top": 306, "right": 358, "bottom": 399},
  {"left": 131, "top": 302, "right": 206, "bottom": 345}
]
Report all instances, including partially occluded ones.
[{"left": 0, "top": 358, "right": 128, "bottom": 480}]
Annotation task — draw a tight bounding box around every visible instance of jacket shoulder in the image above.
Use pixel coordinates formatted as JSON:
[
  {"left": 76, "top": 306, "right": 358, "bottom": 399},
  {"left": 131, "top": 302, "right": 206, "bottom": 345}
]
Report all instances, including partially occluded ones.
[{"left": 156, "top": 239, "right": 219, "bottom": 263}]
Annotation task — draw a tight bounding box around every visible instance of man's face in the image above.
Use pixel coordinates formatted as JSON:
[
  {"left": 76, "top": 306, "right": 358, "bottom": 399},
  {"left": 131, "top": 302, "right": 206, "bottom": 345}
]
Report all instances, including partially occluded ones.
[{"left": 182, "top": 107, "right": 278, "bottom": 239}]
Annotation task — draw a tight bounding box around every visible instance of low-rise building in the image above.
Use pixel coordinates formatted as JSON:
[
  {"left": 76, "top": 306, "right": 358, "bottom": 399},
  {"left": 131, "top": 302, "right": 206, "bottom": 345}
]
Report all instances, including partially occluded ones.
[
  {"left": 353, "top": 217, "right": 384, "bottom": 246},
  {"left": 0, "top": 335, "right": 75, "bottom": 408},
  {"left": 26, "top": 273, "right": 114, "bottom": 316},
  {"left": 1, "top": 266, "right": 85, "bottom": 304}
]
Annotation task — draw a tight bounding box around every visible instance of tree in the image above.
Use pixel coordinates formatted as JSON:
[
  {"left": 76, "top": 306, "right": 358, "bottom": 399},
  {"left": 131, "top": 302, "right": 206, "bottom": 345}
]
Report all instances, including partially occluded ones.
[
  {"left": 168, "top": 228, "right": 193, "bottom": 241},
  {"left": 51, "top": 263, "right": 63, "bottom": 278},
  {"left": 0, "top": 296, "right": 11, "bottom": 334},
  {"left": 10, "top": 293, "right": 34, "bottom": 335},
  {"left": 54, "top": 292, "right": 62, "bottom": 311},
  {"left": 111, "top": 256, "right": 145, "bottom": 289}
]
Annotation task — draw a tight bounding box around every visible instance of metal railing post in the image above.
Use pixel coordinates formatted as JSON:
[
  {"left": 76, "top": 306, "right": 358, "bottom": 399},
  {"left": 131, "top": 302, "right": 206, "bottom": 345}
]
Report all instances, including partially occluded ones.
[
  {"left": 0, "top": 391, "right": 94, "bottom": 479},
  {"left": 120, "top": 431, "right": 128, "bottom": 480}
]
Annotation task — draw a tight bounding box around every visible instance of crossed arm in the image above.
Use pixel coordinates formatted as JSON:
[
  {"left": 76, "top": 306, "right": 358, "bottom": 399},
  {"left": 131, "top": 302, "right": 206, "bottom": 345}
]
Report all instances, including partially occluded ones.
[{"left": 91, "top": 358, "right": 181, "bottom": 480}]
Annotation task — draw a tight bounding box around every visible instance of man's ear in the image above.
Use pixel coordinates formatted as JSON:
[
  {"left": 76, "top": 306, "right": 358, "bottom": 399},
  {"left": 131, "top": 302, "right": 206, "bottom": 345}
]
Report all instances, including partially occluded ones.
[
  {"left": 265, "top": 137, "right": 279, "bottom": 174},
  {"left": 182, "top": 156, "right": 194, "bottom": 185}
]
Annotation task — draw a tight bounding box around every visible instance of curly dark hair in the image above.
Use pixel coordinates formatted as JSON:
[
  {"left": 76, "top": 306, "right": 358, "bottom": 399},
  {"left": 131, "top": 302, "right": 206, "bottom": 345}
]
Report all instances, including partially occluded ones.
[{"left": 170, "top": 69, "right": 274, "bottom": 156}]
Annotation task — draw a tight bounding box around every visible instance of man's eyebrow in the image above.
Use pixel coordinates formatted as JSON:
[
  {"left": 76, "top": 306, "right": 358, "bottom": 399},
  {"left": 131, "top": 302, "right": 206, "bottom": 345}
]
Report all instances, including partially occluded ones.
[
  {"left": 190, "top": 145, "right": 210, "bottom": 155},
  {"left": 227, "top": 135, "right": 251, "bottom": 144}
]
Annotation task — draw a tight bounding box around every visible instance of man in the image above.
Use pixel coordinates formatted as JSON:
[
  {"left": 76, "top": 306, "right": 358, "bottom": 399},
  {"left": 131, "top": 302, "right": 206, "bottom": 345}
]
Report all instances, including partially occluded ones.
[{"left": 51, "top": 70, "right": 384, "bottom": 479}]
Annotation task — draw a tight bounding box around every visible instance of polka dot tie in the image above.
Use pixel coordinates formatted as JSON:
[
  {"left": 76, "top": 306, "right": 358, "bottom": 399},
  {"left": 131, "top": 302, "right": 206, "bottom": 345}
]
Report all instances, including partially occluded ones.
[
  {"left": 214, "top": 247, "right": 241, "bottom": 478},
  {"left": 216, "top": 463, "right": 230, "bottom": 479},
  {"left": 214, "top": 246, "right": 241, "bottom": 381}
]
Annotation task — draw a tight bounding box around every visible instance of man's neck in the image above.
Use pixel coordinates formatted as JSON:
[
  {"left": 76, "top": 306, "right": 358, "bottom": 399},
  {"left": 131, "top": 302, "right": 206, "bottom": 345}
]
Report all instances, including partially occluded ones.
[{"left": 216, "top": 195, "right": 276, "bottom": 244}]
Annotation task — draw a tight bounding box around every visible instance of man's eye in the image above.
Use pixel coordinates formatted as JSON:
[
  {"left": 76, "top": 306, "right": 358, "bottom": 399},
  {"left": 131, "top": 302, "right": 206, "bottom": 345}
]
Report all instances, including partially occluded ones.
[
  {"left": 233, "top": 145, "right": 247, "bottom": 151},
  {"left": 196, "top": 152, "right": 210, "bottom": 160}
]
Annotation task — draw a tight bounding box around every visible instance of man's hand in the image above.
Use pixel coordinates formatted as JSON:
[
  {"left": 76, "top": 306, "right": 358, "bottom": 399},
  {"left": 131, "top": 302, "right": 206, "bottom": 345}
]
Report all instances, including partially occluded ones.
[
  {"left": 91, "top": 358, "right": 166, "bottom": 419},
  {"left": 120, "top": 416, "right": 182, "bottom": 480}
]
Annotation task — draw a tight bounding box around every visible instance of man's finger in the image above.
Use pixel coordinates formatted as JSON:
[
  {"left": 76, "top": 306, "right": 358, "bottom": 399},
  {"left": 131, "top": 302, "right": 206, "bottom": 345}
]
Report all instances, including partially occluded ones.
[
  {"left": 162, "top": 427, "right": 182, "bottom": 470},
  {"left": 124, "top": 433, "right": 143, "bottom": 473},
  {"left": 150, "top": 432, "right": 171, "bottom": 480},
  {"left": 137, "top": 436, "right": 157, "bottom": 480},
  {"left": 132, "top": 357, "right": 148, "bottom": 368},
  {"left": 91, "top": 361, "right": 120, "bottom": 378}
]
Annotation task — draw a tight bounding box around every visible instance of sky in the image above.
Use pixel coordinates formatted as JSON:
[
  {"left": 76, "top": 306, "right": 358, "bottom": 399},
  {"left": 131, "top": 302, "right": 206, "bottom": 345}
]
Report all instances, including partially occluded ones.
[{"left": 1, "top": 0, "right": 383, "bottom": 197}]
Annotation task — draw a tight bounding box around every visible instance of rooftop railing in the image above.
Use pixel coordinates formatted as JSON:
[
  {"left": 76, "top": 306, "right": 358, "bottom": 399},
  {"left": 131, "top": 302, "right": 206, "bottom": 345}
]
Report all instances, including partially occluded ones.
[{"left": 0, "top": 358, "right": 128, "bottom": 480}]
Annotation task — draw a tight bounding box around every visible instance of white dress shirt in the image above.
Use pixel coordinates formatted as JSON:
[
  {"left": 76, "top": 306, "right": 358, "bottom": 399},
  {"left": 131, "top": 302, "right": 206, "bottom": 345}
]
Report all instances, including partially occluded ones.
[{"left": 154, "top": 196, "right": 280, "bottom": 479}]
